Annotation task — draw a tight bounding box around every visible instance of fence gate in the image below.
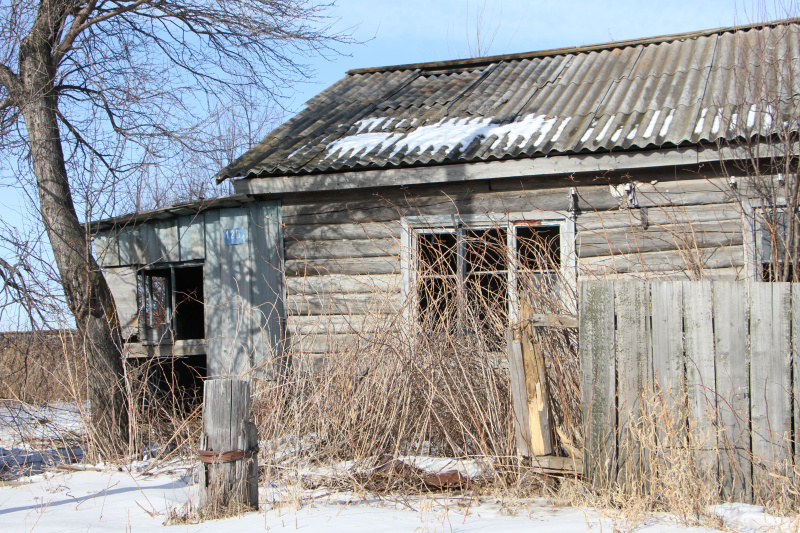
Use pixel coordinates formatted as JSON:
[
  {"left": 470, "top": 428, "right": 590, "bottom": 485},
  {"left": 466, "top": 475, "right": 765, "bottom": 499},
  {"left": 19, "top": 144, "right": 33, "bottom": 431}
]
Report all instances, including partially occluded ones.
[{"left": 579, "top": 281, "right": 799, "bottom": 503}]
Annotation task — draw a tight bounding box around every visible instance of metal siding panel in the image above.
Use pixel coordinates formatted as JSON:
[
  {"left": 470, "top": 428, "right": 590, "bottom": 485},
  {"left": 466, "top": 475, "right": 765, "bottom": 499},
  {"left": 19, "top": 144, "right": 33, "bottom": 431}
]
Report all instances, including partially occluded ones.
[
  {"left": 218, "top": 208, "right": 253, "bottom": 378},
  {"left": 203, "top": 210, "right": 224, "bottom": 377},
  {"left": 139, "top": 224, "right": 158, "bottom": 265},
  {"left": 117, "top": 226, "right": 138, "bottom": 265},
  {"left": 178, "top": 215, "right": 206, "bottom": 261},
  {"left": 155, "top": 219, "right": 179, "bottom": 263},
  {"left": 249, "top": 200, "right": 285, "bottom": 380},
  {"left": 94, "top": 231, "right": 117, "bottom": 267},
  {"left": 104, "top": 266, "right": 138, "bottom": 340}
]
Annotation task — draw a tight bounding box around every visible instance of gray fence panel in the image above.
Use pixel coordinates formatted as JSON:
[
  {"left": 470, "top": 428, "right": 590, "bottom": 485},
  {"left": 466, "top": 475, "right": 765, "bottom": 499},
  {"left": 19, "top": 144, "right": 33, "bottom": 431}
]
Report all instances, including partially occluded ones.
[{"left": 579, "top": 280, "right": 799, "bottom": 503}]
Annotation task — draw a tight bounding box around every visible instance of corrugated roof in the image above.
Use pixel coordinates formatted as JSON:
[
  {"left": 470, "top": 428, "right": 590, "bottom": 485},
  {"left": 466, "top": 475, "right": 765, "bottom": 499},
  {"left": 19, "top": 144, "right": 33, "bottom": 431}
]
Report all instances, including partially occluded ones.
[{"left": 219, "top": 18, "right": 800, "bottom": 181}]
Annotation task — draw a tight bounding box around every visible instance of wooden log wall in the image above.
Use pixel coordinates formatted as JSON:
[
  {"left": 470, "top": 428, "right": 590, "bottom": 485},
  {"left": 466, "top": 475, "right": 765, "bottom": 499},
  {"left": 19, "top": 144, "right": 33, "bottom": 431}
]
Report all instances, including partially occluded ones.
[
  {"left": 280, "top": 174, "right": 746, "bottom": 362},
  {"left": 579, "top": 280, "right": 797, "bottom": 503},
  {"left": 94, "top": 171, "right": 749, "bottom": 369}
]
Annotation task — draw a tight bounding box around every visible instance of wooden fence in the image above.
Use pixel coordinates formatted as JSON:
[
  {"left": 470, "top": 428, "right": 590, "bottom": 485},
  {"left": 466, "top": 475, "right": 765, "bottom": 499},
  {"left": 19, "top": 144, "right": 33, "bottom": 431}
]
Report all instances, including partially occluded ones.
[{"left": 579, "top": 281, "right": 799, "bottom": 502}]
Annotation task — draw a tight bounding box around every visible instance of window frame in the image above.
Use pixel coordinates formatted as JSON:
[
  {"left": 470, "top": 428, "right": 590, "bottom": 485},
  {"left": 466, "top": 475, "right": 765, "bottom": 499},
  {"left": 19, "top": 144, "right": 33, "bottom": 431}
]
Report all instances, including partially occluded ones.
[
  {"left": 137, "top": 261, "right": 205, "bottom": 344},
  {"left": 401, "top": 211, "right": 576, "bottom": 329}
]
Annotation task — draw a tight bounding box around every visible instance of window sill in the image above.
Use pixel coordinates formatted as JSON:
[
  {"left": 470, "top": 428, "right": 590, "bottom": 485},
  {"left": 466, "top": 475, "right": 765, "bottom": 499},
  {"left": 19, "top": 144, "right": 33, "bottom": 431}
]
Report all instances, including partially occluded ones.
[{"left": 123, "top": 339, "right": 206, "bottom": 358}]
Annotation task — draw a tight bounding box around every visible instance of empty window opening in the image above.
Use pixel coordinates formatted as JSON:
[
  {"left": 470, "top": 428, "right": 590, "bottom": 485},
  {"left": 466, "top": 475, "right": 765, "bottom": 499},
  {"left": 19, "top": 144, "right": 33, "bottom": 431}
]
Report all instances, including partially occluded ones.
[
  {"left": 173, "top": 267, "right": 204, "bottom": 340},
  {"left": 138, "top": 265, "right": 204, "bottom": 343},
  {"left": 758, "top": 206, "right": 800, "bottom": 282}
]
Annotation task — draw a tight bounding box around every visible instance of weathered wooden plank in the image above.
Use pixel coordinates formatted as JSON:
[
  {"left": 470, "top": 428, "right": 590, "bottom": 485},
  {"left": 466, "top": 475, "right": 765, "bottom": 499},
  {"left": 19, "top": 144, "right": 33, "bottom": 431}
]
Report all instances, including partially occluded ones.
[
  {"left": 287, "top": 274, "right": 401, "bottom": 296},
  {"left": 200, "top": 379, "right": 257, "bottom": 511},
  {"left": 507, "top": 330, "right": 533, "bottom": 457},
  {"left": 579, "top": 281, "right": 616, "bottom": 485},
  {"left": 713, "top": 281, "right": 751, "bottom": 501},
  {"left": 649, "top": 280, "right": 686, "bottom": 469},
  {"left": 597, "top": 266, "right": 744, "bottom": 282},
  {"left": 285, "top": 256, "right": 400, "bottom": 276},
  {"left": 614, "top": 281, "right": 650, "bottom": 490},
  {"left": 288, "top": 332, "right": 371, "bottom": 353},
  {"left": 577, "top": 203, "right": 742, "bottom": 232},
  {"left": 237, "top": 145, "right": 740, "bottom": 197},
  {"left": 287, "top": 314, "right": 401, "bottom": 335},
  {"left": 178, "top": 214, "right": 206, "bottom": 261},
  {"left": 650, "top": 281, "right": 684, "bottom": 401},
  {"left": 577, "top": 219, "right": 743, "bottom": 259},
  {"left": 123, "top": 339, "right": 206, "bottom": 358},
  {"left": 519, "top": 323, "right": 553, "bottom": 455},
  {"left": 284, "top": 238, "right": 399, "bottom": 261},
  {"left": 578, "top": 244, "right": 744, "bottom": 275},
  {"left": 749, "top": 282, "right": 792, "bottom": 502},
  {"left": 683, "top": 282, "right": 717, "bottom": 485},
  {"left": 287, "top": 293, "right": 401, "bottom": 316},
  {"left": 249, "top": 201, "right": 285, "bottom": 379},
  {"left": 284, "top": 222, "right": 401, "bottom": 241},
  {"left": 529, "top": 455, "right": 584, "bottom": 473}
]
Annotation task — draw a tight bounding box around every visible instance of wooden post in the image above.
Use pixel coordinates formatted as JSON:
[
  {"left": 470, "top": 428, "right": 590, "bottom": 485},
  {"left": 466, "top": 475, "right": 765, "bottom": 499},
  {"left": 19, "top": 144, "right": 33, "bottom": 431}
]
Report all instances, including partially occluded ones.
[{"left": 199, "top": 379, "right": 258, "bottom": 512}]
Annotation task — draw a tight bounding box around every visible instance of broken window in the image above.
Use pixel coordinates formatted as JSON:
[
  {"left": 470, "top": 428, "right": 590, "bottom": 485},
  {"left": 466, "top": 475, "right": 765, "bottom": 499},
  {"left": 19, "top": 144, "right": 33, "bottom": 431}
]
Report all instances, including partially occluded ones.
[
  {"left": 756, "top": 206, "right": 799, "bottom": 282},
  {"left": 137, "top": 264, "right": 205, "bottom": 343},
  {"left": 412, "top": 219, "right": 565, "bottom": 351}
]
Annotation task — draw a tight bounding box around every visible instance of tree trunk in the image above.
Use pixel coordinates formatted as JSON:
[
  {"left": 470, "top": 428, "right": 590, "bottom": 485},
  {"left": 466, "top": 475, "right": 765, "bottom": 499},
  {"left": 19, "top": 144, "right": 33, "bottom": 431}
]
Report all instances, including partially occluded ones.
[{"left": 17, "top": 1, "right": 128, "bottom": 458}]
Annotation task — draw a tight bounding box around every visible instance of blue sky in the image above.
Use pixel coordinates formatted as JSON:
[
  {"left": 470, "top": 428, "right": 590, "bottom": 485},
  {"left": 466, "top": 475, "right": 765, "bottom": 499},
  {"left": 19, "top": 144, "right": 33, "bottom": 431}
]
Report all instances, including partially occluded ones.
[
  {"left": 0, "top": 0, "right": 790, "bottom": 329},
  {"left": 284, "top": 0, "right": 781, "bottom": 113}
]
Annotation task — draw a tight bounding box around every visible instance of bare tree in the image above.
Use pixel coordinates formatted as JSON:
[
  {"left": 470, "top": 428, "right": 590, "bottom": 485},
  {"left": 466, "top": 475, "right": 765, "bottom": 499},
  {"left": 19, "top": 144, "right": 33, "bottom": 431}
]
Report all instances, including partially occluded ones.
[
  {"left": 0, "top": 0, "right": 350, "bottom": 456},
  {"left": 718, "top": 10, "right": 800, "bottom": 282}
]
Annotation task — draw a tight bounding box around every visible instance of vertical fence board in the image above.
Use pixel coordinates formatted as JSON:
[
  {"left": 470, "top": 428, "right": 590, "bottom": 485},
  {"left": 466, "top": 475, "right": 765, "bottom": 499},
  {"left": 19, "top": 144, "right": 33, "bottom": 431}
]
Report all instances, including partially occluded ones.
[
  {"left": 580, "top": 280, "right": 799, "bottom": 500},
  {"left": 614, "top": 282, "right": 650, "bottom": 489},
  {"left": 749, "top": 282, "right": 792, "bottom": 501},
  {"left": 507, "top": 329, "right": 533, "bottom": 457},
  {"left": 579, "top": 281, "right": 616, "bottom": 484},
  {"left": 200, "top": 379, "right": 258, "bottom": 510},
  {"left": 682, "top": 282, "right": 718, "bottom": 479},
  {"left": 650, "top": 282, "right": 684, "bottom": 402},
  {"left": 713, "top": 281, "right": 751, "bottom": 501}
]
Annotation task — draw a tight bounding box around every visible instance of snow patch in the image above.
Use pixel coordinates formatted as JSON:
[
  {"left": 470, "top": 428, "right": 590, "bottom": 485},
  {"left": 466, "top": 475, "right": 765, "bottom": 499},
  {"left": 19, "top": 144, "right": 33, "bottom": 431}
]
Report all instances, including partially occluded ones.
[
  {"left": 326, "top": 113, "right": 567, "bottom": 161},
  {"left": 659, "top": 109, "right": 675, "bottom": 138},
  {"left": 695, "top": 108, "right": 708, "bottom": 134},
  {"left": 643, "top": 110, "right": 661, "bottom": 138}
]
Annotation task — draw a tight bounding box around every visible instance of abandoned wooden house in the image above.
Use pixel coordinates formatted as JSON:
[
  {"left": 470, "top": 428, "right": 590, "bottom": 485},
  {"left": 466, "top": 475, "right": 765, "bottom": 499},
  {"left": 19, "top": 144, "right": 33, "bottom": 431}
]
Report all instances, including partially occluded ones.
[{"left": 92, "top": 19, "right": 800, "bottom": 380}]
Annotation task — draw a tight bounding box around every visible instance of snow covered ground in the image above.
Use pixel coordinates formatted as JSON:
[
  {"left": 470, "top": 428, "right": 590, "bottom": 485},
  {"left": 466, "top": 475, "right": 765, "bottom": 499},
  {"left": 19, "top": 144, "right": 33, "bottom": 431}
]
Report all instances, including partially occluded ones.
[
  {"left": 1, "top": 464, "right": 797, "bottom": 532},
  {"left": 1, "top": 402, "right": 797, "bottom": 532}
]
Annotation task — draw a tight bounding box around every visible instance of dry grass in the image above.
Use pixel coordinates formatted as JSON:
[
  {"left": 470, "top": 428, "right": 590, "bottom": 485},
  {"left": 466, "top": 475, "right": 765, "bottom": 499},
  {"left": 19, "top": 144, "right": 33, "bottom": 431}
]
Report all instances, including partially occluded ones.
[{"left": 0, "top": 330, "right": 86, "bottom": 403}]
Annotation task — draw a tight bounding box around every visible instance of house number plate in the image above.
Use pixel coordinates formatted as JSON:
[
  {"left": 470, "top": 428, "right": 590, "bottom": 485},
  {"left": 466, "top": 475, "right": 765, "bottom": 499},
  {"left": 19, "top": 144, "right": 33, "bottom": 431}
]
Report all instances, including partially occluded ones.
[{"left": 223, "top": 228, "right": 246, "bottom": 245}]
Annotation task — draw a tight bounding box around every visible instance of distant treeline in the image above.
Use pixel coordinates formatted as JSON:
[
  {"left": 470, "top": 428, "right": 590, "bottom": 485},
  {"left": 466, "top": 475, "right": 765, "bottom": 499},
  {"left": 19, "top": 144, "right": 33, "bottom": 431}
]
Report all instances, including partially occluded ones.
[{"left": 0, "top": 330, "right": 86, "bottom": 403}]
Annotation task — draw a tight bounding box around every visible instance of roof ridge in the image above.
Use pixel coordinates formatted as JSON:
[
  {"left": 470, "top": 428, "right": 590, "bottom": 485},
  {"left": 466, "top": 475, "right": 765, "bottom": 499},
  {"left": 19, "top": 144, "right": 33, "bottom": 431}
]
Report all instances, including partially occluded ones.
[{"left": 347, "top": 17, "right": 800, "bottom": 75}]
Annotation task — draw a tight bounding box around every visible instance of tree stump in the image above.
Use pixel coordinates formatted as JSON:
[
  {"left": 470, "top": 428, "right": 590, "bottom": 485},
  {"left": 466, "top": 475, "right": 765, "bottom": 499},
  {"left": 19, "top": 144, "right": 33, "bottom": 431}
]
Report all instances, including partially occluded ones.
[{"left": 198, "top": 379, "right": 258, "bottom": 513}]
